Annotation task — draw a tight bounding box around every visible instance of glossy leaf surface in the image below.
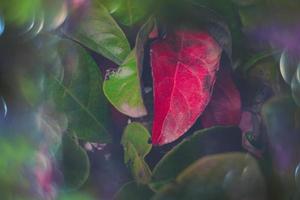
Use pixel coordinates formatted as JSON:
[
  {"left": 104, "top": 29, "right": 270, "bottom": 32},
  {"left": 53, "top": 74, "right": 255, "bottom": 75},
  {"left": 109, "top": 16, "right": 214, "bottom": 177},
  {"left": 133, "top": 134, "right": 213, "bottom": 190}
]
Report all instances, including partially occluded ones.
[
  {"left": 151, "top": 126, "right": 242, "bottom": 190},
  {"left": 50, "top": 39, "right": 111, "bottom": 142},
  {"left": 150, "top": 30, "right": 222, "bottom": 145},
  {"left": 280, "top": 50, "right": 299, "bottom": 85},
  {"left": 63, "top": 1, "right": 130, "bottom": 65},
  {"left": 153, "top": 153, "right": 267, "bottom": 200},
  {"left": 103, "top": 51, "right": 147, "bottom": 118},
  {"left": 121, "top": 122, "right": 152, "bottom": 183},
  {"left": 201, "top": 67, "right": 242, "bottom": 128}
]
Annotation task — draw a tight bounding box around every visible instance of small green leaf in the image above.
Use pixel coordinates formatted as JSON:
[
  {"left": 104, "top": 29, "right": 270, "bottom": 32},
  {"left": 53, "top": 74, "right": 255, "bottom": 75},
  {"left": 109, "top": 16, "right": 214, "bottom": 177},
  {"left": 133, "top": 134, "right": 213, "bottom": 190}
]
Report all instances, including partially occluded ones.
[
  {"left": 63, "top": 1, "right": 131, "bottom": 65},
  {"left": 121, "top": 122, "right": 152, "bottom": 184},
  {"left": 153, "top": 153, "right": 267, "bottom": 200},
  {"left": 61, "top": 134, "right": 90, "bottom": 190},
  {"left": 122, "top": 122, "right": 151, "bottom": 158},
  {"left": 126, "top": 143, "right": 152, "bottom": 183},
  {"left": 103, "top": 51, "right": 147, "bottom": 118},
  {"left": 114, "top": 181, "right": 154, "bottom": 200},
  {"left": 151, "top": 126, "right": 241, "bottom": 190},
  {"left": 49, "top": 39, "right": 111, "bottom": 142}
]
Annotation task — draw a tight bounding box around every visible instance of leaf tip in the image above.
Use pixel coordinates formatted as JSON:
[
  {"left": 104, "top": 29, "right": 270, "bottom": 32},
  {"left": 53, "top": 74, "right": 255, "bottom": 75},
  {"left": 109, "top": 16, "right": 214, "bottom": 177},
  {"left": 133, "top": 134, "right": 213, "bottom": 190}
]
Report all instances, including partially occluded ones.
[{"left": 120, "top": 103, "right": 147, "bottom": 118}]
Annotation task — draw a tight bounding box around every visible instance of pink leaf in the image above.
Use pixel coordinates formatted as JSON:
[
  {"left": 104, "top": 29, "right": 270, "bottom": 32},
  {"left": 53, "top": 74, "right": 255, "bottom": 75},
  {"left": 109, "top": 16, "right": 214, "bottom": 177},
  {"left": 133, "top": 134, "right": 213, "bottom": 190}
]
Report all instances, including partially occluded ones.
[
  {"left": 150, "top": 30, "right": 222, "bottom": 145},
  {"left": 201, "top": 67, "right": 241, "bottom": 128}
]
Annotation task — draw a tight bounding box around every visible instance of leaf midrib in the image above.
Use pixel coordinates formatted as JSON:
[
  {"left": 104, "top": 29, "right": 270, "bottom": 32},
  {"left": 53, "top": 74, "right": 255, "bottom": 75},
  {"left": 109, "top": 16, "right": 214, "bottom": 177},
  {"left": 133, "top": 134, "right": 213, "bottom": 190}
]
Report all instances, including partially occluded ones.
[{"left": 157, "top": 33, "right": 185, "bottom": 143}]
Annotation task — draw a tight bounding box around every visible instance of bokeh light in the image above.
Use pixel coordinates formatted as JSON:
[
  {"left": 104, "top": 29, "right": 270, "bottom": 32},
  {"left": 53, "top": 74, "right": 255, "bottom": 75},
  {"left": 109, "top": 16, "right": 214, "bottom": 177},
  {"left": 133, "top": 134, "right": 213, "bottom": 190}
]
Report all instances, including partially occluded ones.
[
  {"left": 295, "top": 163, "right": 300, "bottom": 188},
  {"left": 279, "top": 50, "right": 299, "bottom": 85},
  {"left": 291, "top": 75, "right": 300, "bottom": 107},
  {"left": 1, "top": 97, "right": 7, "bottom": 118},
  {"left": 0, "top": 16, "right": 5, "bottom": 36}
]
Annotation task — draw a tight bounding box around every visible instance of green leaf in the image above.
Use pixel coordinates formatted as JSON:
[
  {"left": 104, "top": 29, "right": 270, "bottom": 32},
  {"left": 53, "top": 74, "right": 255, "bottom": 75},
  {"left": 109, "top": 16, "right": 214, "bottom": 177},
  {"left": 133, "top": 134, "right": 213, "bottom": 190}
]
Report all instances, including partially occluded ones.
[
  {"left": 153, "top": 153, "right": 267, "bottom": 200},
  {"left": 135, "top": 17, "right": 156, "bottom": 75},
  {"left": 103, "top": 50, "right": 147, "bottom": 118},
  {"left": 60, "top": 133, "right": 90, "bottom": 190},
  {"left": 110, "top": 0, "right": 151, "bottom": 26},
  {"left": 121, "top": 122, "right": 152, "bottom": 184},
  {"left": 49, "top": 39, "right": 111, "bottom": 142},
  {"left": 122, "top": 122, "right": 151, "bottom": 157},
  {"left": 151, "top": 126, "right": 241, "bottom": 190},
  {"left": 63, "top": 1, "right": 131, "bottom": 65},
  {"left": 114, "top": 181, "right": 154, "bottom": 200}
]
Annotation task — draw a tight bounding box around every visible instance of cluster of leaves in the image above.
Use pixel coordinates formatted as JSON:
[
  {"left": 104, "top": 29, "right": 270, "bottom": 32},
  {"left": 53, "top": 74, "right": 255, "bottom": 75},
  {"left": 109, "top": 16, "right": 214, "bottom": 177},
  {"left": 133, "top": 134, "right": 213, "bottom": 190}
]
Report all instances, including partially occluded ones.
[{"left": 2, "top": 0, "right": 300, "bottom": 199}]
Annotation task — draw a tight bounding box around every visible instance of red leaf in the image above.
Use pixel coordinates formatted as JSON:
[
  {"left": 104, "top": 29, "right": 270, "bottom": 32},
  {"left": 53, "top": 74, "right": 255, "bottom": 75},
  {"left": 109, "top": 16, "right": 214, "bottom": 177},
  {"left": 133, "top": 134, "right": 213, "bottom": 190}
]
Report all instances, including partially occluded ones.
[
  {"left": 150, "top": 30, "right": 222, "bottom": 145},
  {"left": 201, "top": 67, "right": 241, "bottom": 128}
]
